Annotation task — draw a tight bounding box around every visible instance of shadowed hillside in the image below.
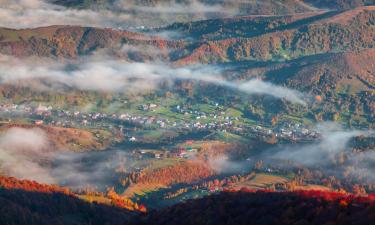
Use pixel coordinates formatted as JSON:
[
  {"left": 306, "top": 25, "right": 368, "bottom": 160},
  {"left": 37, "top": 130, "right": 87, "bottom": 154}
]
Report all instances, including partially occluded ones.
[
  {"left": 144, "top": 190, "right": 375, "bottom": 225},
  {"left": 0, "top": 176, "right": 138, "bottom": 225},
  {"left": 3, "top": 176, "right": 375, "bottom": 225}
]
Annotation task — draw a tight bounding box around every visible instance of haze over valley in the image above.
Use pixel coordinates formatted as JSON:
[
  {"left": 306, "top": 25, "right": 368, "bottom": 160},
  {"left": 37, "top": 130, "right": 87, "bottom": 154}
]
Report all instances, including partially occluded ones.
[{"left": 0, "top": 1, "right": 375, "bottom": 225}]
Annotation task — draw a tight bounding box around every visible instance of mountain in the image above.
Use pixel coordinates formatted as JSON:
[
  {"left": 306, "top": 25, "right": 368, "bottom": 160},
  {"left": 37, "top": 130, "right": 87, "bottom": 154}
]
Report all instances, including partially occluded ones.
[
  {"left": 0, "top": 6, "right": 373, "bottom": 126},
  {"left": 0, "top": 26, "right": 182, "bottom": 60},
  {"left": 228, "top": 48, "right": 375, "bottom": 93},
  {"left": 160, "top": 10, "right": 330, "bottom": 41},
  {"left": 4, "top": 8, "right": 371, "bottom": 92},
  {"left": 220, "top": 47, "right": 375, "bottom": 124},
  {"left": 46, "top": 0, "right": 319, "bottom": 28},
  {"left": 172, "top": 6, "right": 374, "bottom": 64},
  {"left": 1, "top": 7, "right": 373, "bottom": 64}
]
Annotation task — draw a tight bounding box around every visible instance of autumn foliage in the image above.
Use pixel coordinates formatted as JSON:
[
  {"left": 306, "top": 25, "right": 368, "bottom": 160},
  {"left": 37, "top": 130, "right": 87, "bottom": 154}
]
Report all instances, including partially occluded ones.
[
  {"left": 132, "top": 161, "right": 214, "bottom": 187},
  {"left": 0, "top": 176, "right": 71, "bottom": 195},
  {"left": 3, "top": 175, "right": 375, "bottom": 225},
  {"left": 107, "top": 187, "right": 147, "bottom": 213}
]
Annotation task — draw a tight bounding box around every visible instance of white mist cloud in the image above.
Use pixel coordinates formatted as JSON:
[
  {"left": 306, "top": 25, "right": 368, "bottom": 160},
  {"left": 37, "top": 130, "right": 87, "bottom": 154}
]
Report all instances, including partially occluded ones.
[
  {"left": 114, "top": 0, "right": 233, "bottom": 14},
  {"left": 244, "top": 122, "right": 375, "bottom": 184},
  {"left": 0, "top": 0, "right": 130, "bottom": 29},
  {"left": 271, "top": 123, "right": 370, "bottom": 166},
  {"left": 0, "top": 127, "right": 130, "bottom": 189},
  {"left": 0, "top": 0, "right": 320, "bottom": 29},
  {"left": 0, "top": 128, "right": 55, "bottom": 183},
  {"left": 0, "top": 55, "right": 307, "bottom": 104},
  {"left": 0, "top": 0, "right": 238, "bottom": 29},
  {"left": 237, "top": 80, "right": 306, "bottom": 105},
  {"left": 50, "top": 150, "right": 129, "bottom": 189},
  {"left": 207, "top": 155, "right": 245, "bottom": 174}
]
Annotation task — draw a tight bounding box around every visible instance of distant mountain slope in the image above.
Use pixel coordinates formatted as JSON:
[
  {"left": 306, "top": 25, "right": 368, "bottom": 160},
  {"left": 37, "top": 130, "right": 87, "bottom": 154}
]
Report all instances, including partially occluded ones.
[
  {"left": 0, "top": 26, "right": 182, "bottom": 59},
  {"left": 174, "top": 6, "right": 374, "bottom": 64},
  {"left": 305, "top": 0, "right": 375, "bottom": 9},
  {"left": 160, "top": 10, "right": 331, "bottom": 41},
  {"left": 230, "top": 48, "right": 375, "bottom": 93},
  {"left": 277, "top": 49, "right": 375, "bottom": 92},
  {"left": 222, "top": 48, "right": 375, "bottom": 122},
  {"left": 47, "top": 0, "right": 319, "bottom": 28},
  {"left": 0, "top": 7, "right": 373, "bottom": 64}
]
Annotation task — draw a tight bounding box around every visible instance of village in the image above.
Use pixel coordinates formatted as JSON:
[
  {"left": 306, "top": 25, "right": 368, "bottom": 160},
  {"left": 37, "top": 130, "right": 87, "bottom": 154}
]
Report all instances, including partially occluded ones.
[{"left": 0, "top": 102, "right": 319, "bottom": 145}]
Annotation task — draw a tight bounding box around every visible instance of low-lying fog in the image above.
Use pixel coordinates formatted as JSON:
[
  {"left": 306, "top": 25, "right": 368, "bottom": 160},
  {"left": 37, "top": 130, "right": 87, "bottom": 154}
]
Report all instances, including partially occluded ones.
[{"left": 0, "top": 123, "right": 374, "bottom": 191}]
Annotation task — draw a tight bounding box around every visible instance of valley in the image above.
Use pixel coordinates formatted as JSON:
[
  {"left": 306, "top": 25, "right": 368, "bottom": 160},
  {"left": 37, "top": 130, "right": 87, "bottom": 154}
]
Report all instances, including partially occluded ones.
[{"left": 0, "top": 1, "right": 374, "bottom": 224}]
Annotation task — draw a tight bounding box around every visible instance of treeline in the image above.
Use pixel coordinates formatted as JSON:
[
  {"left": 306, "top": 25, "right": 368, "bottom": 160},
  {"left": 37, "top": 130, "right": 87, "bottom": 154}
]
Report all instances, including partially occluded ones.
[
  {"left": 1, "top": 176, "right": 146, "bottom": 213},
  {"left": 121, "top": 161, "right": 215, "bottom": 188},
  {"left": 144, "top": 190, "right": 375, "bottom": 225},
  {"left": 0, "top": 176, "right": 70, "bottom": 195}
]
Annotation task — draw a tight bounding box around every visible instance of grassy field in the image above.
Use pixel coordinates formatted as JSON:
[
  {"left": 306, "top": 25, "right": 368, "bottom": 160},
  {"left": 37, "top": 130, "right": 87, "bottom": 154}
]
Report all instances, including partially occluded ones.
[
  {"left": 147, "top": 158, "right": 185, "bottom": 170},
  {"left": 230, "top": 173, "right": 289, "bottom": 190},
  {"left": 214, "top": 131, "right": 249, "bottom": 143},
  {"left": 294, "top": 184, "right": 332, "bottom": 191},
  {"left": 77, "top": 194, "right": 112, "bottom": 205},
  {"left": 123, "top": 183, "right": 168, "bottom": 197}
]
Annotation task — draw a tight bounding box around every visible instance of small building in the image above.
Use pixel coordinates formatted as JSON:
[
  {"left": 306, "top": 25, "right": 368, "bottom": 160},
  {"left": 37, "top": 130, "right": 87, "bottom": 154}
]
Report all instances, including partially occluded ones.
[
  {"left": 129, "top": 137, "right": 137, "bottom": 142},
  {"left": 34, "top": 120, "right": 44, "bottom": 125},
  {"left": 177, "top": 149, "right": 188, "bottom": 158},
  {"left": 149, "top": 104, "right": 158, "bottom": 109}
]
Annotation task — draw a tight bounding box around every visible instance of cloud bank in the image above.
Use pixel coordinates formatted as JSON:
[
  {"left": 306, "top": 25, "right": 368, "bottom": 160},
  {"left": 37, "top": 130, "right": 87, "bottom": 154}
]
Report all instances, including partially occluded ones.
[
  {"left": 114, "top": 0, "right": 234, "bottom": 14},
  {"left": 0, "top": 55, "right": 306, "bottom": 104},
  {"left": 0, "top": 0, "right": 133, "bottom": 29},
  {"left": 207, "top": 155, "right": 247, "bottom": 174},
  {"left": 0, "top": 0, "right": 238, "bottom": 29},
  {"left": 252, "top": 122, "right": 375, "bottom": 183},
  {"left": 0, "top": 128, "right": 54, "bottom": 183},
  {"left": 271, "top": 123, "right": 370, "bottom": 166},
  {"left": 0, "top": 127, "right": 130, "bottom": 189}
]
